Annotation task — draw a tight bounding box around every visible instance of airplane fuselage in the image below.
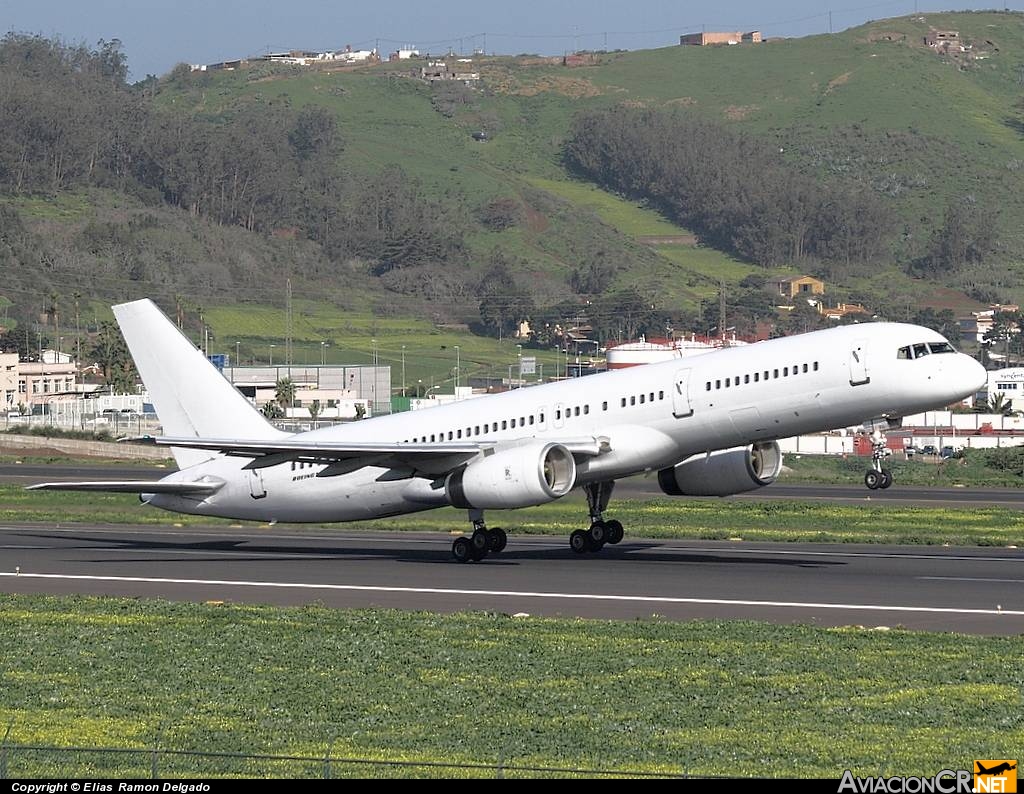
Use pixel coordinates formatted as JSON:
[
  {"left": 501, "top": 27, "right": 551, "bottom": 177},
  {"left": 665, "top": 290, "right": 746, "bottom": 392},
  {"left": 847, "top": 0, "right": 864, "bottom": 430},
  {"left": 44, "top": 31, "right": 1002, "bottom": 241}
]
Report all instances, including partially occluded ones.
[{"left": 149, "top": 322, "right": 985, "bottom": 523}]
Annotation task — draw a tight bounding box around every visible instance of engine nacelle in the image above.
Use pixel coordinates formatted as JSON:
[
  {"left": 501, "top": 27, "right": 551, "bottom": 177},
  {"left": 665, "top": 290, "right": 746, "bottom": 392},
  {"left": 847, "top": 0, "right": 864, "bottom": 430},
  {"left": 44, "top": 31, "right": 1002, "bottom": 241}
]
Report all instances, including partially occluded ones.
[
  {"left": 446, "top": 442, "right": 576, "bottom": 509},
  {"left": 657, "top": 442, "right": 783, "bottom": 497}
]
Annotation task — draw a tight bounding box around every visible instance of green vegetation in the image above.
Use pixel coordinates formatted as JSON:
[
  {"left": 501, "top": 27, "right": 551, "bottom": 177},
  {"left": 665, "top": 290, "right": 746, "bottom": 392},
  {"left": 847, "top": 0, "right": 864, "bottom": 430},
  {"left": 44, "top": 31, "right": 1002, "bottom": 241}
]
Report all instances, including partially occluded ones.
[
  {"left": 7, "top": 485, "right": 1024, "bottom": 546},
  {"left": 0, "top": 596, "right": 1021, "bottom": 777},
  {"left": 5, "top": 13, "right": 1024, "bottom": 392},
  {"left": 781, "top": 450, "right": 1024, "bottom": 489}
]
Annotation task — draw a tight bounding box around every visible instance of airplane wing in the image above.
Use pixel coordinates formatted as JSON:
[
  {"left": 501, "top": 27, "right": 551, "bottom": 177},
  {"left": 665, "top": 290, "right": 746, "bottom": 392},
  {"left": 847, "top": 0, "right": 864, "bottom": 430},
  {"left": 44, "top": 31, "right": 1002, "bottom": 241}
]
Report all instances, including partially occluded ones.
[
  {"left": 26, "top": 480, "right": 223, "bottom": 495},
  {"left": 129, "top": 434, "right": 606, "bottom": 471}
]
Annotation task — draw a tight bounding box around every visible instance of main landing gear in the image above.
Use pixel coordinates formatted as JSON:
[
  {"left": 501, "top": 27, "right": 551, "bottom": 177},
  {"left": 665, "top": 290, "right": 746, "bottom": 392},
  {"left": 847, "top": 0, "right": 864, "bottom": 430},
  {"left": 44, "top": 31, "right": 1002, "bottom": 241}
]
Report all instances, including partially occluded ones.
[
  {"left": 864, "top": 429, "right": 893, "bottom": 491},
  {"left": 570, "top": 481, "right": 625, "bottom": 554},
  {"left": 452, "top": 510, "right": 507, "bottom": 563}
]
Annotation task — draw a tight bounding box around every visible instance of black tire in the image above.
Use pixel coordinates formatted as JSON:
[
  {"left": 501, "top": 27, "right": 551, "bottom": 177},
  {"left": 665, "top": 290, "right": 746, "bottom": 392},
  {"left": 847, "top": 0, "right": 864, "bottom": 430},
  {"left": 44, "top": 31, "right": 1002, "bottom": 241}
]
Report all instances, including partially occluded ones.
[
  {"left": 469, "top": 528, "right": 489, "bottom": 560},
  {"left": 588, "top": 521, "right": 607, "bottom": 548},
  {"left": 452, "top": 536, "right": 473, "bottom": 563},
  {"left": 570, "top": 529, "right": 590, "bottom": 554},
  {"left": 471, "top": 528, "right": 489, "bottom": 552},
  {"left": 879, "top": 468, "right": 893, "bottom": 489},
  {"left": 605, "top": 519, "right": 624, "bottom": 545},
  {"left": 489, "top": 527, "right": 508, "bottom": 553},
  {"left": 865, "top": 470, "right": 881, "bottom": 490}
]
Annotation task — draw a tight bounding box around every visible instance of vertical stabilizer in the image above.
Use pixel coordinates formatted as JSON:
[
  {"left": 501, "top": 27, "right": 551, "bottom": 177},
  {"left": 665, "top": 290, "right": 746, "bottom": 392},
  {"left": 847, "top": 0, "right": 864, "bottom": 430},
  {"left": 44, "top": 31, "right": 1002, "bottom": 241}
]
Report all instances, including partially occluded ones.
[{"left": 113, "top": 299, "right": 286, "bottom": 468}]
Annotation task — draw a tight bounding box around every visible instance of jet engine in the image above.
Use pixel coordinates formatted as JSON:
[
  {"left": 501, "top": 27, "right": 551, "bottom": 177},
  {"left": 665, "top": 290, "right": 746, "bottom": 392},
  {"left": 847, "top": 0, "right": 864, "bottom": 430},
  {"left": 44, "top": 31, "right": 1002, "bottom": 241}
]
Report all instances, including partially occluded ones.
[
  {"left": 446, "top": 442, "right": 576, "bottom": 509},
  {"left": 657, "top": 442, "right": 782, "bottom": 497}
]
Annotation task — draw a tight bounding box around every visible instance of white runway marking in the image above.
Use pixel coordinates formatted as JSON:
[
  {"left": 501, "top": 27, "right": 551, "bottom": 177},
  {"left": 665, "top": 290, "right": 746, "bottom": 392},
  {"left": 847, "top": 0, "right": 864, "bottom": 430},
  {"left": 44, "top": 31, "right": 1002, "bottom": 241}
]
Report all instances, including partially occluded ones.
[
  {"left": 2, "top": 571, "right": 1022, "bottom": 616},
  {"left": 918, "top": 576, "right": 1024, "bottom": 584}
]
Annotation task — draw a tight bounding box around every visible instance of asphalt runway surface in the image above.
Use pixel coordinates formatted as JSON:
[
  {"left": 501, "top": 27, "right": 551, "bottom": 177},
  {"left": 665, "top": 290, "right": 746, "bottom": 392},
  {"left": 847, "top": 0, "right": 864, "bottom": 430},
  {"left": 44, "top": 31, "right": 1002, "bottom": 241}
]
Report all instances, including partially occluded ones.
[
  {"left": 5, "top": 462, "right": 1024, "bottom": 508},
  {"left": 1, "top": 524, "right": 1021, "bottom": 635}
]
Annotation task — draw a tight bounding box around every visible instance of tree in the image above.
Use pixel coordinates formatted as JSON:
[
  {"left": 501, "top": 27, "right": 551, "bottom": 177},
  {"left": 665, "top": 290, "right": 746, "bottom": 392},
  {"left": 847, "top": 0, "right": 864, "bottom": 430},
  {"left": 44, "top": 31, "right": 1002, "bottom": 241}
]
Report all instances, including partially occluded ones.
[
  {"left": 477, "top": 251, "right": 534, "bottom": 339},
  {"left": 274, "top": 377, "right": 296, "bottom": 412},
  {"left": 986, "top": 393, "right": 1015, "bottom": 416},
  {"left": 261, "top": 401, "right": 284, "bottom": 419},
  {"left": 89, "top": 320, "right": 136, "bottom": 390},
  {"left": 307, "top": 399, "right": 322, "bottom": 422}
]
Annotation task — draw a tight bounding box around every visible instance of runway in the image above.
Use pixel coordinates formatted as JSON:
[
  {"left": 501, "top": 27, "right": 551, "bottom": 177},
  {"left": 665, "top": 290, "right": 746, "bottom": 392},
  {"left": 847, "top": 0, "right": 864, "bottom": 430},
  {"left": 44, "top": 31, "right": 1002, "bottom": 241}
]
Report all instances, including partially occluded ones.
[
  {"left": 5, "top": 463, "right": 1024, "bottom": 508},
  {"left": 1, "top": 523, "right": 1021, "bottom": 635}
]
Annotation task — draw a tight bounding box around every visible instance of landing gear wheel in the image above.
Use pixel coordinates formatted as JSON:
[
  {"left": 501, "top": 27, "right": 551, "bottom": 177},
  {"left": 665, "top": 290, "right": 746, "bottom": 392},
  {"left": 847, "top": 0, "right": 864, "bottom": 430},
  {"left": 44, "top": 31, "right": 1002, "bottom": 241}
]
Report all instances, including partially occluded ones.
[
  {"left": 865, "top": 470, "right": 881, "bottom": 490},
  {"left": 588, "top": 521, "right": 607, "bottom": 549},
  {"left": 604, "top": 519, "right": 624, "bottom": 545},
  {"left": 879, "top": 468, "right": 893, "bottom": 490},
  {"left": 452, "top": 536, "right": 473, "bottom": 563},
  {"left": 488, "top": 527, "right": 508, "bottom": 553},
  {"left": 570, "top": 529, "right": 591, "bottom": 554},
  {"left": 470, "top": 528, "right": 490, "bottom": 560}
]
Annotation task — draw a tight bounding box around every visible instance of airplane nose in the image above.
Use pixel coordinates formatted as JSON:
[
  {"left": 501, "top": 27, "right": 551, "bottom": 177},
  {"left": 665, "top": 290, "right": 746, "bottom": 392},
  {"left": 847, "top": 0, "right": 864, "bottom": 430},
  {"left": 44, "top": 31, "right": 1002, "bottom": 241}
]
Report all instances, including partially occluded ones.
[{"left": 964, "top": 355, "right": 987, "bottom": 392}]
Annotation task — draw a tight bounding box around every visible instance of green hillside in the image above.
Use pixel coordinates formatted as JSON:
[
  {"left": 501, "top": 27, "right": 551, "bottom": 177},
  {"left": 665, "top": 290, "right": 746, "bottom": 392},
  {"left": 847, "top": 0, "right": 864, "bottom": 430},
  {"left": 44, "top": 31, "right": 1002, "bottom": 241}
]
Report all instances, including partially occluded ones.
[{"left": 4, "top": 13, "right": 1024, "bottom": 389}]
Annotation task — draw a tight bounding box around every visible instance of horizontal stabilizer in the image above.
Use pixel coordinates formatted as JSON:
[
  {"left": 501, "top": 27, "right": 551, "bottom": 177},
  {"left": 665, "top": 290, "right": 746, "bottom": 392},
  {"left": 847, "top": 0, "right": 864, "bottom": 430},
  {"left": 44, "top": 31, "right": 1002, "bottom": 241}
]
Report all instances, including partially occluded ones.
[{"left": 26, "top": 481, "right": 223, "bottom": 495}]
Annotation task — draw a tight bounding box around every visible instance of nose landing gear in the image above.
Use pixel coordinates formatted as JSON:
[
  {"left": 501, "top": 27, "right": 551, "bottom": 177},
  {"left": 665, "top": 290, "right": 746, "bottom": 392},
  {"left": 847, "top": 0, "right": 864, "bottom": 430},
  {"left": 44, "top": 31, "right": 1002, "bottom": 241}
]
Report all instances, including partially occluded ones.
[{"left": 864, "top": 430, "right": 893, "bottom": 490}]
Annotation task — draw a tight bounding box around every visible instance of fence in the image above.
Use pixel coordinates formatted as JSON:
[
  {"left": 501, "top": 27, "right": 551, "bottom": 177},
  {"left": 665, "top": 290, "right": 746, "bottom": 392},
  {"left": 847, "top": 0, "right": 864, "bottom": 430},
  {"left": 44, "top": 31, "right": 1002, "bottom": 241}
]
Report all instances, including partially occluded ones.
[{"left": 0, "top": 741, "right": 700, "bottom": 779}]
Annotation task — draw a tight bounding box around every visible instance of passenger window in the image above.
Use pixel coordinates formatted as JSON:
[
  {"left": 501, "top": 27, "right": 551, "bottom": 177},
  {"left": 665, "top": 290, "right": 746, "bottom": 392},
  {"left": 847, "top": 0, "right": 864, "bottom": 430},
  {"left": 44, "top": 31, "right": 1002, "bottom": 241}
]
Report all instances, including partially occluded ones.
[
  {"left": 773, "top": 369, "right": 779, "bottom": 378},
  {"left": 621, "top": 397, "right": 627, "bottom": 407},
  {"left": 529, "top": 416, "right": 534, "bottom": 425},
  {"left": 813, "top": 362, "right": 819, "bottom": 371},
  {"left": 754, "top": 372, "right": 759, "bottom": 382},
  {"left": 475, "top": 426, "right": 480, "bottom": 435},
  {"left": 744, "top": 374, "right": 750, "bottom": 384},
  {"left": 802, "top": 363, "right": 808, "bottom": 373},
  {"left": 706, "top": 382, "right": 712, "bottom": 391},
  {"left": 448, "top": 431, "right": 453, "bottom": 440},
  {"left": 556, "top": 410, "right": 561, "bottom": 420},
  {"left": 630, "top": 396, "right": 636, "bottom": 405},
  {"left": 511, "top": 418, "right": 516, "bottom": 428},
  {"left": 725, "top": 378, "right": 730, "bottom": 387},
  {"left": 430, "top": 434, "right": 436, "bottom": 442},
  {"left": 574, "top": 407, "right": 580, "bottom": 416},
  {"left": 784, "top": 367, "right": 789, "bottom": 376},
  {"left": 658, "top": 391, "right": 664, "bottom": 400},
  {"left": 501, "top": 420, "right": 507, "bottom": 430},
  {"left": 649, "top": 392, "right": 654, "bottom": 402},
  {"left": 602, "top": 401, "right": 608, "bottom": 410},
  {"left": 583, "top": 405, "right": 589, "bottom": 415},
  {"left": 716, "top": 379, "right": 721, "bottom": 389},
  {"left": 539, "top": 413, "right": 545, "bottom": 423},
  {"left": 640, "top": 394, "right": 646, "bottom": 403},
  {"left": 457, "top": 429, "right": 462, "bottom": 438}
]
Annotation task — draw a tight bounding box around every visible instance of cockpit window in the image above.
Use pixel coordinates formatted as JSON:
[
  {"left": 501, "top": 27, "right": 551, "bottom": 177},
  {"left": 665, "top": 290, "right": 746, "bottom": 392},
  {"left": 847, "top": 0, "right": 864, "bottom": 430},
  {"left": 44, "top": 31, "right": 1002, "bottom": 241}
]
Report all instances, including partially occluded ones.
[
  {"left": 897, "top": 346, "right": 911, "bottom": 360},
  {"left": 928, "top": 342, "right": 955, "bottom": 354},
  {"left": 912, "top": 343, "right": 929, "bottom": 358}
]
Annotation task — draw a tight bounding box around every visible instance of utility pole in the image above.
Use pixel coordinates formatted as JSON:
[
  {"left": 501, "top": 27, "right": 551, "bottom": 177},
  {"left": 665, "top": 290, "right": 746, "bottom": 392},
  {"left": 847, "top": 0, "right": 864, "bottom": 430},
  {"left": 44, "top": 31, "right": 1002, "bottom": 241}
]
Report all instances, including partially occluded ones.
[{"left": 285, "top": 278, "right": 293, "bottom": 366}]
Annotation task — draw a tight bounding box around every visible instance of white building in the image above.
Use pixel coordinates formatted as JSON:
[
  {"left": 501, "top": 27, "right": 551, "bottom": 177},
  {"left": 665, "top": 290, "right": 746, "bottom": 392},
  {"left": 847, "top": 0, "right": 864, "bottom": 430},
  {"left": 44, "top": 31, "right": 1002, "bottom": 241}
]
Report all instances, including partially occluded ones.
[{"left": 986, "top": 367, "right": 1024, "bottom": 401}]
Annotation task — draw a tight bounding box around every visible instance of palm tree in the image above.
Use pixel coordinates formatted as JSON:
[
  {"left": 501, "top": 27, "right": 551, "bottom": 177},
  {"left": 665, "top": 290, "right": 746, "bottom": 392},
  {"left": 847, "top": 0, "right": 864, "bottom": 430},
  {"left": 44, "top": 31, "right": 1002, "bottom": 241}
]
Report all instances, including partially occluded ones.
[
  {"left": 275, "top": 377, "right": 296, "bottom": 414},
  {"left": 987, "top": 393, "right": 1015, "bottom": 416}
]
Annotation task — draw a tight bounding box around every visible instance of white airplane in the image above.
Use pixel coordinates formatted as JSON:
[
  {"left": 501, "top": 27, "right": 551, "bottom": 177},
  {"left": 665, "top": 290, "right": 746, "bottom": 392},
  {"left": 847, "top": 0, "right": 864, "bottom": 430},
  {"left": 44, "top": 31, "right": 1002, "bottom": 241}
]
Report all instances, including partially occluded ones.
[{"left": 31, "top": 299, "right": 986, "bottom": 562}]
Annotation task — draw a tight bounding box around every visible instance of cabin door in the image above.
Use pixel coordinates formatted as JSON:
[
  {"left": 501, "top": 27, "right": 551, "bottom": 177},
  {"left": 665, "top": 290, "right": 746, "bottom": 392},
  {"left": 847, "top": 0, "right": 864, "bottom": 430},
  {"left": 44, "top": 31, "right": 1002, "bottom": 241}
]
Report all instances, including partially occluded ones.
[
  {"left": 672, "top": 369, "right": 694, "bottom": 418},
  {"left": 849, "top": 340, "right": 870, "bottom": 386},
  {"left": 248, "top": 469, "right": 267, "bottom": 500}
]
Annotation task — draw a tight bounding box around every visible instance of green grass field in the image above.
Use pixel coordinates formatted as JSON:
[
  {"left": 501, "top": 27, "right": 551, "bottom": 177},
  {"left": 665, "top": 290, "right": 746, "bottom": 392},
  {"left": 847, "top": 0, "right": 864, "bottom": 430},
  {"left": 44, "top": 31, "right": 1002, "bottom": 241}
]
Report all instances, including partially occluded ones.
[
  {"left": 1, "top": 597, "right": 1021, "bottom": 777},
  {"left": 7, "top": 485, "right": 1024, "bottom": 547}
]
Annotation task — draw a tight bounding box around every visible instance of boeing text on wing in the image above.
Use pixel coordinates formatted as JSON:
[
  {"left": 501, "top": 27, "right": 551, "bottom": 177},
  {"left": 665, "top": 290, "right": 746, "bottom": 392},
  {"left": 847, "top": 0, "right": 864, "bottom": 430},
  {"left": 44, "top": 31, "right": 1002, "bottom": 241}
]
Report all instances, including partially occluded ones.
[{"left": 30, "top": 300, "right": 986, "bottom": 562}]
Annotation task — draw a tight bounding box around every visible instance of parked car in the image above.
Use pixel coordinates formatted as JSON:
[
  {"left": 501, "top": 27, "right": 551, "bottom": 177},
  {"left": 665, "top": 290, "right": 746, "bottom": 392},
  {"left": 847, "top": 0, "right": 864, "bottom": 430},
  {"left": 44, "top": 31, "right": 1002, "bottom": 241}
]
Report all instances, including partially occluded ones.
[
  {"left": 921, "top": 445, "right": 938, "bottom": 456},
  {"left": 939, "top": 446, "right": 961, "bottom": 459}
]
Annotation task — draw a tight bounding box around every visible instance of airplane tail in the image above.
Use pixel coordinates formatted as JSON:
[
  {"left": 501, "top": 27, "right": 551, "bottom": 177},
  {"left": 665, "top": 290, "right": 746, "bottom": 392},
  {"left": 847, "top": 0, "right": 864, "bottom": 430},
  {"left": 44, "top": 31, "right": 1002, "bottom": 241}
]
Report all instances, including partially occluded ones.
[{"left": 113, "top": 299, "right": 286, "bottom": 468}]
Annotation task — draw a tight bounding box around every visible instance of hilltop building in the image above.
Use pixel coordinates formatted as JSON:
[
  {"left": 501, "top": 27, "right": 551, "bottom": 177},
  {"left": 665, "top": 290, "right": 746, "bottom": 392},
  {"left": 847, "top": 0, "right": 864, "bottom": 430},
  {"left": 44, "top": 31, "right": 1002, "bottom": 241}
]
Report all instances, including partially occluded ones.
[{"left": 679, "top": 31, "right": 761, "bottom": 46}]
